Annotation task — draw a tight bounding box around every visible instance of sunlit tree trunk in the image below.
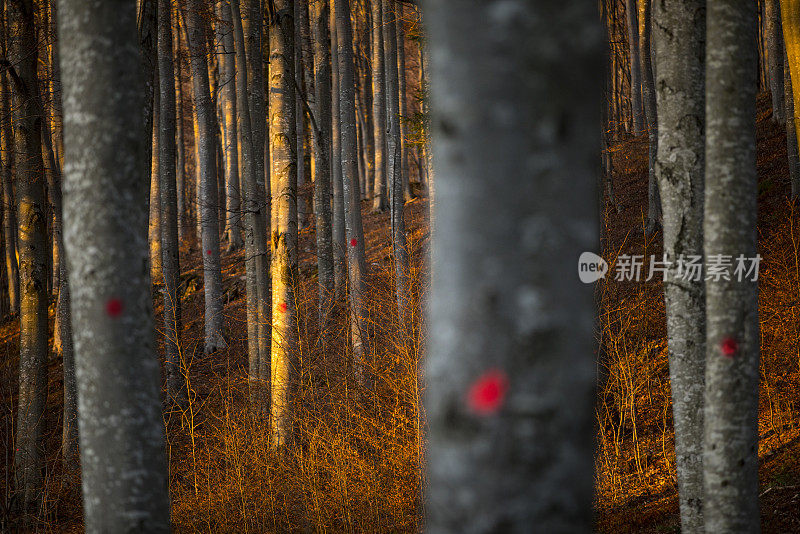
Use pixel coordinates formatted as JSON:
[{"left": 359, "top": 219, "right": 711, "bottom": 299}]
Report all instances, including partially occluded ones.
[
  {"left": 175, "top": 8, "right": 187, "bottom": 244},
  {"left": 185, "top": 0, "right": 226, "bottom": 354},
  {"left": 311, "top": 0, "right": 335, "bottom": 321},
  {"left": 330, "top": 4, "right": 347, "bottom": 296},
  {"left": 383, "top": 0, "right": 409, "bottom": 320},
  {"left": 269, "top": 0, "right": 299, "bottom": 444},
  {"left": 652, "top": 1, "right": 706, "bottom": 530},
  {"left": 7, "top": 0, "right": 49, "bottom": 516},
  {"left": 149, "top": 67, "right": 162, "bottom": 280},
  {"left": 0, "top": 66, "right": 17, "bottom": 313},
  {"left": 396, "top": 4, "right": 411, "bottom": 202},
  {"left": 703, "top": 1, "right": 760, "bottom": 532},
  {"left": 370, "top": 0, "right": 387, "bottom": 212},
  {"left": 335, "top": 0, "right": 369, "bottom": 369},
  {"left": 767, "top": 0, "right": 786, "bottom": 123},
  {"left": 217, "top": 0, "right": 243, "bottom": 252},
  {"left": 785, "top": 54, "right": 800, "bottom": 197},
  {"left": 424, "top": 0, "right": 600, "bottom": 530},
  {"left": 56, "top": 0, "right": 170, "bottom": 530}
]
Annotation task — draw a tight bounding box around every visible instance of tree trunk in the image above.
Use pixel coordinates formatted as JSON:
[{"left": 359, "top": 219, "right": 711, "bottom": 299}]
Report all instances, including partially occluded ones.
[
  {"left": 335, "top": 0, "right": 369, "bottom": 370},
  {"left": 786, "top": 53, "right": 800, "bottom": 197},
  {"left": 330, "top": 4, "right": 347, "bottom": 297},
  {"left": 424, "top": 0, "right": 600, "bottom": 530},
  {"left": 767, "top": 0, "right": 786, "bottom": 123},
  {"left": 217, "top": 0, "right": 243, "bottom": 252},
  {"left": 185, "top": 0, "right": 226, "bottom": 354},
  {"left": 370, "top": 0, "right": 387, "bottom": 212},
  {"left": 8, "top": 0, "right": 49, "bottom": 516},
  {"left": 383, "top": 0, "right": 409, "bottom": 321},
  {"left": 626, "top": 0, "right": 645, "bottom": 135},
  {"left": 0, "top": 67, "right": 18, "bottom": 313},
  {"left": 639, "top": 0, "right": 661, "bottom": 234},
  {"left": 56, "top": 0, "right": 171, "bottom": 529},
  {"left": 782, "top": 0, "right": 800, "bottom": 193},
  {"left": 652, "top": 1, "right": 706, "bottom": 530},
  {"left": 396, "top": 4, "right": 412, "bottom": 202},
  {"left": 703, "top": 1, "right": 760, "bottom": 531},
  {"left": 268, "top": 0, "right": 299, "bottom": 445},
  {"left": 242, "top": 0, "right": 266, "bottom": 201},
  {"left": 310, "top": 0, "right": 335, "bottom": 319},
  {"left": 149, "top": 68, "right": 162, "bottom": 280}
]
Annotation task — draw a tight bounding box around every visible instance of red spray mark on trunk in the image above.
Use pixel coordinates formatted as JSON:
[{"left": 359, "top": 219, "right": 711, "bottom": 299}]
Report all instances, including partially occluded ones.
[
  {"left": 105, "top": 298, "right": 124, "bottom": 318},
  {"left": 350, "top": 238, "right": 358, "bottom": 247},
  {"left": 720, "top": 337, "right": 738, "bottom": 358},
  {"left": 467, "top": 369, "right": 509, "bottom": 415}
]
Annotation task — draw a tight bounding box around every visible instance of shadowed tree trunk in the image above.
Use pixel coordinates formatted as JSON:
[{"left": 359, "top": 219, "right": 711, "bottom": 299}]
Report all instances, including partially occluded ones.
[
  {"left": 185, "top": 0, "right": 226, "bottom": 354},
  {"left": 56, "top": 0, "right": 170, "bottom": 530},
  {"left": 396, "top": 4, "right": 411, "bottom": 202},
  {"left": 626, "top": 0, "right": 645, "bottom": 135},
  {"left": 7, "top": 0, "right": 49, "bottom": 516},
  {"left": 330, "top": 4, "right": 346, "bottom": 297},
  {"left": 310, "top": 0, "right": 335, "bottom": 320},
  {"left": 242, "top": 0, "right": 266, "bottom": 202},
  {"left": 640, "top": 0, "right": 661, "bottom": 234},
  {"left": 370, "top": 0, "right": 387, "bottom": 212},
  {"left": 424, "top": 0, "right": 601, "bottom": 530},
  {"left": 767, "top": 0, "right": 786, "bottom": 123},
  {"left": 0, "top": 62, "right": 18, "bottom": 314},
  {"left": 335, "top": 0, "right": 369, "bottom": 370},
  {"left": 653, "top": 1, "right": 706, "bottom": 530},
  {"left": 703, "top": 1, "right": 760, "bottom": 531},
  {"left": 269, "top": 0, "right": 299, "bottom": 444},
  {"left": 786, "top": 53, "right": 800, "bottom": 197}
]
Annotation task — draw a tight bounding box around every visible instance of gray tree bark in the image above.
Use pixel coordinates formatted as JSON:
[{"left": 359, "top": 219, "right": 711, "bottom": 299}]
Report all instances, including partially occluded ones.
[
  {"left": 370, "top": 0, "right": 387, "bottom": 212},
  {"left": 703, "top": 1, "right": 760, "bottom": 532},
  {"left": 0, "top": 63, "right": 17, "bottom": 313},
  {"left": 242, "top": 0, "right": 266, "bottom": 202},
  {"left": 330, "top": 4, "right": 347, "bottom": 297},
  {"left": 158, "top": 0, "right": 183, "bottom": 402},
  {"left": 785, "top": 53, "right": 800, "bottom": 197},
  {"left": 7, "top": 0, "right": 49, "bottom": 516},
  {"left": 767, "top": 0, "right": 786, "bottom": 123},
  {"left": 56, "top": 0, "right": 171, "bottom": 530},
  {"left": 383, "top": 0, "right": 409, "bottom": 320},
  {"left": 424, "top": 1, "right": 601, "bottom": 531},
  {"left": 217, "top": 0, "right": 243, "bottom": 252},
  {"left": 310, "top": 0, "right": 335, "bottom": 319},
  {"left": 185, "top": 0, "right": 226, "bottom": 354},
  {"left": 640, "top": 0, "right": 661, "bottom": 234},
  {"left": 335, "top": 0, "right": 369, "bottom": 369},
  {"left": 652, "top": 1, "right": 706, "bottom": 531},
  {"left": 396, "top": 4, "right": 412, "bottom": 202},
  {"left": 625, "top": 0, "right": 645, "bottom": 135},
  {"left": 269, "top": 0, "right": 299, "bottom": 444}
]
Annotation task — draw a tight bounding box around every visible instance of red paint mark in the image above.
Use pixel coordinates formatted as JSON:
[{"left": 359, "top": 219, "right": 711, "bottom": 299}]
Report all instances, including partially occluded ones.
[
  {"left": 720, "top": 337, "right": 738, "bottom": 358},
  {"left": 278, "top": 302, "right": 287, "bottom": 313},
  {"left": 105, "top": 298, "right": 124, "bottom": 318},
  {"left": 467, "top": 369, "right": 509, "bottom": 415},
  {"left": 350, "top": 238, "right": 358, "bottom": 247},
  {"left": 206, "top": 249, "right": 212, "bottom": 255}
]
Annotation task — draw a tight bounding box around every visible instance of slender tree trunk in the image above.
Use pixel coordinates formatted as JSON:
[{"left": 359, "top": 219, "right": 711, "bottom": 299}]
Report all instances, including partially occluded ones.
[
  {"left": 150, "top": 66, "right": 162, "bottom": 280},
  {"left": 185, "top": 0, "right": 226, "bottom": 353},
  {"left": 56, "top": 0, "right": 170, "bottom": 530},
  {"left": 786, "top": 53, "right": 800, "bottom": 197},
  {"left": 703, "top": 1, "right": 760, "bottom": 531},
  {"left": 396, "top": 4, "right": 411, "bottom": 202},
  {"left": 310, "top": 0, "right": 335, "bottom": 319},
  {"left": 781, "top": 0, "right": 800, "bottom": 181},
  {"left": 767, "top": 0, "right": 786, "bottom": 123},
  {"left": 626, "top": 0, "right": 645, "bottom": 135},
  {"left": 218, "top": 0, "right": 243, "bottom": 252},
  {"left": 175, "top": 8, "right": 187, "bottom": 244},
  {"left": 268, "top": 0, "right": 299, "bottom": 445},
  {"left": 242, "top": 0, "right": 266, "bottom": 199},
  {"left": 640, "top": 0, "right": 661, "bottom": 234},
  {"left": 383, "top": 0, "right": 409, "bottom": 320},
  {"left": 330, "top": 4, "right": 347, "bottom": 296},
  {"left": 7, "top": 0, "right": 49, "bottom": 516},
  {"left": 370, "top": 0, "right": 387, "bottom": 212},
  {"left": 0, "top": 67, "right": 18, "bottom": 313},
  {"left": 652, "top": 1, "right": 706, "bottom": 531},
  {"left": 335, "top": 0, "right": 369, "bottom": 369},
  {"left": 424, "top": 0, "right": 600, "bottom": 530}
]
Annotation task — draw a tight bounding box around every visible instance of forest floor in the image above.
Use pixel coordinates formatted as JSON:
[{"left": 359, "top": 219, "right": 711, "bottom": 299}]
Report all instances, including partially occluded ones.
[{"left": 596, "top": 92, "right": 800, "bottom": 533}]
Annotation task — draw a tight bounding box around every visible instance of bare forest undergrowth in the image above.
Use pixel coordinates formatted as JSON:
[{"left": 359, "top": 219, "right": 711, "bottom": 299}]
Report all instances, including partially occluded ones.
[
  {"left": 597, "top": 92, "right": 800, "bottom": 533},
  {"left": 0, "top": 197, "right": 429, "bottom": 533}
]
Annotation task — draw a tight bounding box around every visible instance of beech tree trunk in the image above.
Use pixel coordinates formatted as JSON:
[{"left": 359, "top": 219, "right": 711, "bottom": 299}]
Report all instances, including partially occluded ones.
[
  {"left": 185, "top": 0, "right": 226, "bottom": 354},
  {"left": 0, "top": 66, "right": 17, "bottom": 313},
  {"left": 269, "top": 0, "right": 299, "bottom": 444},
  {"left": 8, "top": 0, "right": 49, "bottom": 516},
  {"left": 652, "top": 1, "right": 706, "bottom": 530},
  {"left": 640, "top": 0, "right": 661, "bottom": 234},
  {"left": 56, "top": 0, "right": 170, "bottom": 529},
  {"left": 767, "top": 0, "right": 786, "bottom": 123},
  {"left": 330, "top": 4, "right": 347, "bottom": 296},
  {"left": 703, "top": 1, "right": 760, "bottom": 531},
  {"left": 786, "top": 53, "right": 800, "bottom": 197},
  {"left": 370, "top": 0, "right": 387, "bottom": 212},
  {"left": 626, "top": 0, "right": 645, "bottom": 135},
  {"left": 424, "top": 0, "right": 600, "bottom": 530}
]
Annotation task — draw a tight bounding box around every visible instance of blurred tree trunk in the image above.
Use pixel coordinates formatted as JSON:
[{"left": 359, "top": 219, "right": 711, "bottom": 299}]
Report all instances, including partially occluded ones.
[
  {"left": 652, "top": 1, "right": 706, "bottom": 531},
  {"left": 269, "top": 0, "right": 299, "bottom": 444},
  {"left": 640, "top": 0, "right": 661, "bottom": 234},
  {"left": 185, "top": 0, "right": 226, "bottom": 354},
  {"left": 424, "top": 0, "right": 600, "bottom": 530},
  {"left": 310, "top": 0, "right": 335, "bottom": 321},
  {"left": 56, "top": 0, "right": 170, "bottom": 530},
  {"left": 335, "top": 0, "right": 369, "bottom": 370},
  {"left": 625, "top": 0, "right": 645, "bottom": 135},
  {"left": 767, "top": 0, "right": 786, "bottom": 123},
  {"left": 383, "top": 0, "right": 408, "bottom": 320},
  {"left": 370, "top": 0, "right": 387, "bottom": 212},
  {"left": 8, "top": 0, "right": 49, "bottom": 516},
  {"left": 158, "top": 0, "right": 183, "bottom": 402},
  {"left": 217, "top": 0, "right": 243, "bottom": 252},
  {"left": 703, "top": 1, "right": 760, "bottom": 531}
]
